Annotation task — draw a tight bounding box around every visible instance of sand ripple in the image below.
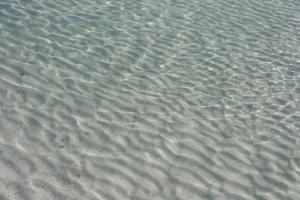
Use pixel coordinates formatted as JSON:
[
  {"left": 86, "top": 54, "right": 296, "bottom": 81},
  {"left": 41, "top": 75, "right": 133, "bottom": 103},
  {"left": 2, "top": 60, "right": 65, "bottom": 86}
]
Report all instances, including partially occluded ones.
[{"left": 1, "top": 0, "right": 300, "bottom": 199}]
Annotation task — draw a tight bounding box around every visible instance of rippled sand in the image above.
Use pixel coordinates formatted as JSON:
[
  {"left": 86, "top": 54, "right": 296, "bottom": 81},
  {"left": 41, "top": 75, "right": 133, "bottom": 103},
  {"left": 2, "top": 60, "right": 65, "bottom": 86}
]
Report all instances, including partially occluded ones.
[{"left": 0, "top": 0, "right": 300, "bottom": 199}]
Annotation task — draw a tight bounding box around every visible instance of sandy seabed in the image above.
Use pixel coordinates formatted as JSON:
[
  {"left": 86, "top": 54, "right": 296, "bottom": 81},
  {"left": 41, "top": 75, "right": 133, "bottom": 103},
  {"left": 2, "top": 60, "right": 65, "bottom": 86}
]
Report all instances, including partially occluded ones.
[{"left": 1, "top": 0, "right": 300, "bottom": 199}]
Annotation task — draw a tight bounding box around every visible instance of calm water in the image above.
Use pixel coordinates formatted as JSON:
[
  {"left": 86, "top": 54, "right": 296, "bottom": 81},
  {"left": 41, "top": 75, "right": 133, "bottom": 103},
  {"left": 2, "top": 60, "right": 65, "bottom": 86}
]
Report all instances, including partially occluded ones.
[{"left": 0, "top": 0, "right": 300, "bottom": 199}]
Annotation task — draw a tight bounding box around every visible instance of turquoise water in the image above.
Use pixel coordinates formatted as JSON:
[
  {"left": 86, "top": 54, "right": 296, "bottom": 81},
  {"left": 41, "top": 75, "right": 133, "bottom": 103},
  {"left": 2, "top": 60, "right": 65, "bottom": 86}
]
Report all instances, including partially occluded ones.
[{"left": 0, "top": 0, "right": 300, "bottom": 199}]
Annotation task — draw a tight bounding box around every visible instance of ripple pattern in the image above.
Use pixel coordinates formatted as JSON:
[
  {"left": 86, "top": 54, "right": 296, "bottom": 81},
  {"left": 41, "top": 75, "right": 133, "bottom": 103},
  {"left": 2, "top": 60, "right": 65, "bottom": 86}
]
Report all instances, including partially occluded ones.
[{"left": 1, "top": 0, "right": 300, "bottom": 199}]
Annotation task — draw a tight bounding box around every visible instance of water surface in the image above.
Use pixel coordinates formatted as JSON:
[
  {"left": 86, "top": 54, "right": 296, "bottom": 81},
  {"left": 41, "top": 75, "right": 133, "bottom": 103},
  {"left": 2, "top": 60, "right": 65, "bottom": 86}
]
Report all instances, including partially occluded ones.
[{"left": 0, "top": 0, "right": 300, "bottom": 199}]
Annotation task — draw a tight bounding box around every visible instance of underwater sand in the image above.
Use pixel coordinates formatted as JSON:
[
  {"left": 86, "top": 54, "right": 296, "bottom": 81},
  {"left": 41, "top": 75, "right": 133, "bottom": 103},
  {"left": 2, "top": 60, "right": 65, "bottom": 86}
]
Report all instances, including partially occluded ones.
[{"left": 0, "top": 0, "right": 300, "bottom": 199}]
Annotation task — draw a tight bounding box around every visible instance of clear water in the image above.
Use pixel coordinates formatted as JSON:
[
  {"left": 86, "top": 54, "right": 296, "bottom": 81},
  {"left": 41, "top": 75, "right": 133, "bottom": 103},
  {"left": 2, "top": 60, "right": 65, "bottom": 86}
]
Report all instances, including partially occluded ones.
[{"left": 0, "top": 0, "right": 300, "bottom": 199}]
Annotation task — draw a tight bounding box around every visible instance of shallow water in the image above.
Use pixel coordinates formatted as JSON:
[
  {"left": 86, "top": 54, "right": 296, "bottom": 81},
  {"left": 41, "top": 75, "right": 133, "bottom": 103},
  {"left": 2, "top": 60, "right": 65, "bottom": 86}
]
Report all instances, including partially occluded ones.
[{"left": 0, "top": 0, "right": 300, "bottom": 199}]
